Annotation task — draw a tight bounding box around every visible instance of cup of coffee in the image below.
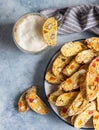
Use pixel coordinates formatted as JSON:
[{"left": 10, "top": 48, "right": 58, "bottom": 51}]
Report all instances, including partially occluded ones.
[{"left": 13, "top": 13, "right": 48, "bottom": 54}]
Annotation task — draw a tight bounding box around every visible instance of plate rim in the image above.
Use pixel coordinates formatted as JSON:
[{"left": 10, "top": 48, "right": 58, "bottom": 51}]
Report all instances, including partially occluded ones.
[{"left": 43, "top": 39, "right": 94, "bottom": 129}]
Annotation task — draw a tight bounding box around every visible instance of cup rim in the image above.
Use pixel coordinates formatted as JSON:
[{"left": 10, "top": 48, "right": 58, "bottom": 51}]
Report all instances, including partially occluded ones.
[{"left": 12, "top": 12, "right": 49, "bottom": 54}]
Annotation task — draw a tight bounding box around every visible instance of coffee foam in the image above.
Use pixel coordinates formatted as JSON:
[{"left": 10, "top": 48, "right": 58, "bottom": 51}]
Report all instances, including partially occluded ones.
[{"left": 13, "top": 14, "right": 47, "bottom": 52}]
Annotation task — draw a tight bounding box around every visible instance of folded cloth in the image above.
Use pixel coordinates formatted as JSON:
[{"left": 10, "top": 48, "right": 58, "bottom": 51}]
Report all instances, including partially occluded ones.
[{"left": 40, "top": 4, "right": 99, "bottom": 35}]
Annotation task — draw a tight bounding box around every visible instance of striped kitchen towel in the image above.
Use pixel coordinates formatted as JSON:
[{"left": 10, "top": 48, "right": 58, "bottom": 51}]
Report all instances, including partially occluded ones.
[{"left": 40, "top": 4, "right": 99, "bottom": 35}]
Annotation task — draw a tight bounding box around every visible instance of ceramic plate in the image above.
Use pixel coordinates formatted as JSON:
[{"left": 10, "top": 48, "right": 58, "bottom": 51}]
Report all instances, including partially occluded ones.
[{"left": 44, "top": 43, "right": 93, "bottom": 129}]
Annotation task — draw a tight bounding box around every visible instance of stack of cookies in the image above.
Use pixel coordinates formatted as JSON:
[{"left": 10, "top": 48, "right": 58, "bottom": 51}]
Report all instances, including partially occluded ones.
[{"left": 45, "top": 37, "right": 99, "bottom": 129}]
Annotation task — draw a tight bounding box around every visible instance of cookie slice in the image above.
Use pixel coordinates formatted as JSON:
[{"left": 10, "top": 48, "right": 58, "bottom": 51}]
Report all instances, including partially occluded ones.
[
  {"left": 59, "top": 69, "right": 86, "bottom": 92},
  {"left": 52, "top": 53, "right": 71, "bottom": 80},
  {"left": 60, "top": 87, "right": 88, "bottom": 119},
  {"left": 84, "top": 37, "right": 99, "bottom": 51},
  {"left": 55, "top": 91, "right": 79, "bottom": 106},
  {"left": 75, "top": 49, "right": 96, "bottom": 64},
  {"left": 93, "top": 110, "right": 99, "bottom": 130},
  {"left": 67, "top": 89, "right": 89, "bottom": 117},
  {"left": 18, "top": 86, "right": 37, "bottom": 112},
  {"left": 48, "top": 89, "right": 64, "bottom": 103},
  {"left": 26, "top": 93, "right": 49, "bottom": 115},
  {"left": 61, "top": 41, "right": 85, "bottom": 57},
  {"left": 45, "top": 70, "right": 61, "bottom": 84},
  {"left": 74, "top": 101, "right": 96, "bottom": 128},
  {"left": 43, "top": 17, "right": 57, "bottom": 46},
  {"left": 86, "top": 57, "right": 99, "bottom": 101},
  {"left": 63, "top": 59, "right": 80, "bottom": 76}
]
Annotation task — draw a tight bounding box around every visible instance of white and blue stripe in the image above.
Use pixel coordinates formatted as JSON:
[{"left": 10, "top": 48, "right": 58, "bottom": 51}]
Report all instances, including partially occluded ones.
[{"left": 40, "top": 4, "right": 99, "bottom": 35}]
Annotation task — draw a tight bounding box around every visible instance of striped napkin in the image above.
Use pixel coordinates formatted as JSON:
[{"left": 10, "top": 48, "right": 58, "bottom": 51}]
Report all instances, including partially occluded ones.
[{"left": 40, "top": 4, "right": 99, "bottom": 35}]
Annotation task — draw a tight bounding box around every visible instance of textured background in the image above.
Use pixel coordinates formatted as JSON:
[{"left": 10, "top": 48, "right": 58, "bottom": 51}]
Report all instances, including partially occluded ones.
[{"left": 0, "top": 0, "right": 99, "bottom": 130}]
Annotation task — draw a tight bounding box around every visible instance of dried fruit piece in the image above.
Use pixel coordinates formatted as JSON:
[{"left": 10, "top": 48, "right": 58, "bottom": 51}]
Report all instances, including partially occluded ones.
[{"left": 60, "top": 106, "right": 69, "bottom": 118}]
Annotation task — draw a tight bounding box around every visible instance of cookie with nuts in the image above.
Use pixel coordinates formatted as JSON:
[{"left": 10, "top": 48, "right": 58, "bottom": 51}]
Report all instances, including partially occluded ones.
[
  {"left": 18, "top": 86, "right": 37, "bottom": 112},
  {"left": 43, "top": 17, "right": 57, "bottom": 46}
]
